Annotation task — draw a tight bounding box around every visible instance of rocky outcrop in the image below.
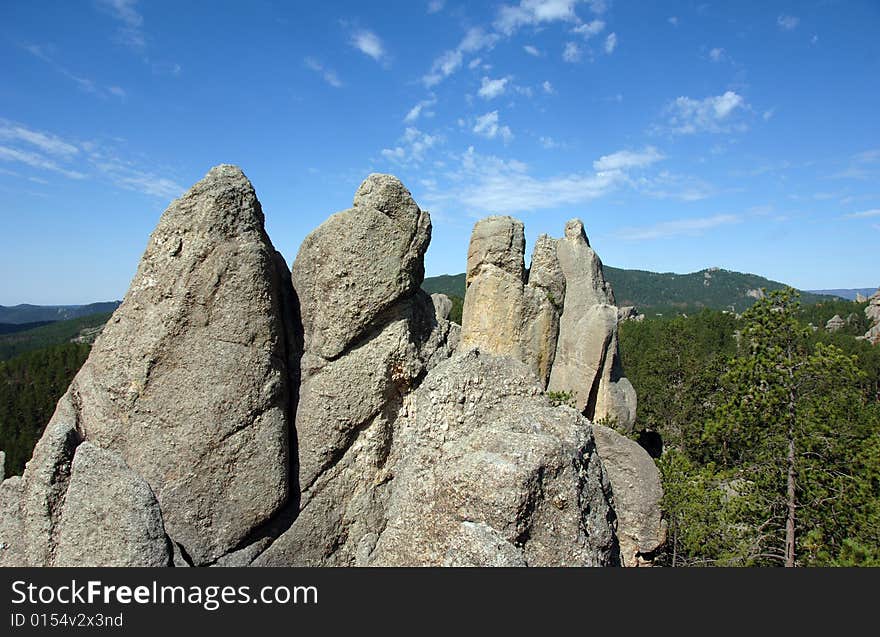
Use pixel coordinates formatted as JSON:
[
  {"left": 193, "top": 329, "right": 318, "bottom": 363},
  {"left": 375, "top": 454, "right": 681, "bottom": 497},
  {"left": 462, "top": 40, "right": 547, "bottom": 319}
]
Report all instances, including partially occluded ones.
[
  {"left": 54, "top": 443, "right": 171, "bottom": 567},
  {"left": 461, "top": 216, "right": 636, "bottom": 432},
  {"left": 592, "top": 425, "right": 666, "bottom": 566},
  {"left": 14, "top": 165, "right": 297, "bottom": 566},
  {"left": 0, "top": 476, "right": 24, "bottom": 566},
  {"left": 9, "top": 168, "right": 661, "bottom": 568},
  {"left": 864, "top": 290, "right": 880, "bottom": 345},
  {"left": 254, "top": 175, "right": 460, "bottom": 565},
  {"left": 257, "top": 350, "right": 618, "bottom": 567},
  {"left": 367, "top": 350, "right": 617, "bottom": 566},
  {"left": 549, "top": 220, "right": 636, "bottom": 431},
  {"left": 825, "top": 314, "right": 845, "bottom": 332},
  {"left": 618, "top": 306, "right": 644, "bottom": 323},
  {"left": 460, "top": 218, "right": 562, "bottom": 387}
]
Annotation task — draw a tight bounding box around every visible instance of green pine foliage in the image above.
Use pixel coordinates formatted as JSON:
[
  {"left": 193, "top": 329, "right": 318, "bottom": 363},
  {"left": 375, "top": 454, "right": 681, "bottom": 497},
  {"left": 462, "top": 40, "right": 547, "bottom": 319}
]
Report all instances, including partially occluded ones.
[
  {"left": 620, "top": 289, "right": 880, "bottom": 566},
  {"left": 0, "top": 342, "right": 91, "bottom": 476}
]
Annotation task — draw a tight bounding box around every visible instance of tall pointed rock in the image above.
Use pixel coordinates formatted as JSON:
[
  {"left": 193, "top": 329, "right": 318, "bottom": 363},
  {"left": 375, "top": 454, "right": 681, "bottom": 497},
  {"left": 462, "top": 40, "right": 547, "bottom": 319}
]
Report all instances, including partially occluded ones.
[{"left": 21, "top": 165, "right": 296, "bottom": 565}]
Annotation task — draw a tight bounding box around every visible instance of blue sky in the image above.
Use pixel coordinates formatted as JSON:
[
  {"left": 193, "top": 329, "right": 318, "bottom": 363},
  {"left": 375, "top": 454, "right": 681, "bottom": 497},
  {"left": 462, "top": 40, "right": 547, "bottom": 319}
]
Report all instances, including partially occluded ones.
[{"left": 1, "top": 0, "right": 879, "bottom": 304}]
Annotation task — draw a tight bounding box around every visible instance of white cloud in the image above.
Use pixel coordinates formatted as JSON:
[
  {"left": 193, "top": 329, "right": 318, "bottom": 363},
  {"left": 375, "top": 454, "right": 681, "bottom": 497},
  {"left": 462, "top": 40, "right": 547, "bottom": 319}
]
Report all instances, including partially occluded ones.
[
  {"left": 811, "top": 34, "right": 819, "bottom": 45},
  {"left": 115, "top": 173, "right": 183, "bottom": 198},
  {"left": 524, "top": 45, "right": 542, "bottom": 56},
  {"left": 604, "top": 32, "right": 617, "bottom": 54},
  {"left": 636, "top": 171, "right": 714, "bottom": 201},
  {"left": 496, "top": 0, "right": 582, "bottom": 36},
  {"left": 304, "top": 57, "right": 343, "bottom": 88},
  {"left": 0, "top": 146, "right": 86, "bottom": 179},
  {"left": 668, "top": 16, "right": 679, "bottom": 27},
  {"left": 381, "top": 127, "right": 440, "bottom": 165},
  {"left": 593, "top": 146, "right": 664, "bottom": 172},
  {"left": 404, "top": 97, "right": 437, "bottom": 123},
  {"left": 762, "top": 108, "right": 776, "bottom": 121},
  {"left": 107, "top": 86, "right": 127, "bottom": 99},
  {"left": 473, "top": 111, "right": 513, "bottom": 142},
  {"left": 351, "top": 29, "right": 387, "bottom": 63},
  {"left": 539, "top": 136, "right": 560, "bottom": 149},
  {"left": 478, "top": 76, "right": 510, "bottom": 100},
  {"left": 777, "top": 15, "right": 799, "bottom": 31},
  {"left": 662, "top": 91, "right": 748, "bottom": 135},
  {"left": 709, "top": 47, "right": 724, "bottom": 62},
  {"left": 97, "top": 0, "right": 146, "bottom": 50},
  {"left": 542, "top": 80, "right": 555, "bottom": 94},
  {"left": 845, "top": 209, "right": 880, "bottom": 219},
  {"left": 573, "top": 19, "right": 605, "bottom": 38},
  {"left": 423, "top": 28, "right": 499, "bottom": 87},
  {"left": 427, "top": 0, "right": 445, "bottom": 13},
  {"left": 441, "top": 146, "right": 627, "bottom": 215},
  {"left": 0, "top": 121, "right": 79, "bottom": 157},
  {"left": 618, "top": 214, "right": 741, "bottom": 241},
  {"left": 562, "top": 42, "right": 582, "bottom": 62}
]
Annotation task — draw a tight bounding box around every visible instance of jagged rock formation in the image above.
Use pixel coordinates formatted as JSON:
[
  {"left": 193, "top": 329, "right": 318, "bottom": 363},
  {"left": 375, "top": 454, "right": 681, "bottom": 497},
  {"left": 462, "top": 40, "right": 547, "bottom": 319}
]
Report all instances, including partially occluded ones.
[
  {"left": 365, "top": 350, "right": 617, "bottom": 566},
  {"left": 252, "top": 175, "right": 465, "bottom": 565},
  {"left": 459, "top": 217, "right": 562, "bottom": 387},
  {"left": 592, "top": 425, "right": 666, "bottom": 566},
  {"left": 461, "top": 217, "right": 637, "bottom": 432},
  {"left": 2, "top": 165, "right": 296, "bottom": 566},
  {"left": 825, "top": 314, "right": 846, "bottom": 332},
  {"left": 864, "top": 290, "right": 880, "bottom": 345},
  {"left": 618, "top": 306, "right": 644, "bottom": 323},
  {"left": 0, "top": 168, "right": 663, "bottom": 568}
]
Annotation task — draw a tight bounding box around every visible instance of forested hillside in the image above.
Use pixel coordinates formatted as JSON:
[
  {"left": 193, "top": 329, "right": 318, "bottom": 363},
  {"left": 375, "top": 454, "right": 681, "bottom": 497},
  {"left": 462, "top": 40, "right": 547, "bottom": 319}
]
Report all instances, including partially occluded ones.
[
  {"left": 423, "top": 267, "right": 839, "bottom": 316},
  {"left": 0, "top": 312, "right": 111, "bottom": 361},
  {"left": 0, "top": 301, "right": 119, "bottom": 324},
  {"left": 0, "top": 342, "right": 91, "bottom": 475},
  {"left": 619, "top": 292, "right": 880, "bottom": 566}
]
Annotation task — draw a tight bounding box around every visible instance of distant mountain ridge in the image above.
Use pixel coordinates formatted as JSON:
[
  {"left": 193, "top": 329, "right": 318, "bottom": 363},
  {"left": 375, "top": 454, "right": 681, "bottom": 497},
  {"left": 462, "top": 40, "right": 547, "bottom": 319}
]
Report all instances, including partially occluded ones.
[
  {"left": 424, "top": 266, "right": 841, "bottom": 313},
  {"left": 806, "top": 288, "right": 878, "bottom": 301},
  {"left": 0, "top": 302, "right": 120, "bottom": 324}
]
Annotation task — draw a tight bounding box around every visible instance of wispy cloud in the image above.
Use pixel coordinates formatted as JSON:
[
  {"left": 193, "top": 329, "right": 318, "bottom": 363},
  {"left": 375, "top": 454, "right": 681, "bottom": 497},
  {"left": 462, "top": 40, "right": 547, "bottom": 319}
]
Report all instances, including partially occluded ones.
[
  {"left": 0, "top": 120, "right": 79, "bottom": 157},
  {"left": 659, "top": 91, "right": 749, "bottom": 135},
  {"left": 495, "top": 0, "right": 583, "bottom": 36},
  {"left": 593, "top": 147, "right": 664, "bottom": 171},
  {"left": 777, "top": 15, "right": 799, "bottom": 31},
  {"left": 23, "top": 44, "right": 127, "bottom": 99},
  {"left": 542, "top": 80, "right": 555, "bottom": 94},
  {"left": 523, "top": 44, "right": 542, "bottom": 56},
  {"left": 709, "top": 47, "right": 725, "bottom": 62},
  {"left": 845, "top": 209, "right": 880, "bottom": 219},
  {"left": 0, "top": 118, "right": 182, "bottom": 197},
  {"left": 422, "top": 142, "right": 668, "bottom": 216},
  {"left": 97, "top": 0, "right": 146, "bottom": 50},
  {"left": 473, "top": 111, "right": 513, "bottom": 142},
  {"left": 478, "top": 76, "right": 510, "bottom": 100},
  {"left": 427, "top": 0, "right": 445, "bottom": 13},
  {"left": 442, "top": 146, "right": 624, "bottom": 215},
  {"left": 617, "top": 214, "right": 741, "bottom": 241},
  {"left": 404, "top": 97, "right": 437, "bottom": 123},
  {"left": 829, "top": 149, "right": 880, "bottom": 180},
  {"left": 423, "top": 28, "right": 498, "bottom": 87},
  {"left": 304, "top": 57, "right": 343, "bottom": 88},
  {"left": 562, "top": 41, "right": 582, "bottom": 62},
  {"left": 381, "top": 127, "right": 440, "bottom": 165},
  {"left": 0, "top": 146, "right": 86, "bottom": 179},
  {"left": 573, "top": 19, "right": 605, "bottom": 38},
  {"left": 604, "top": 32, "right": 617, "bottom": 54},
  {"left": 350, "top": 29, "right": 388, "bottom": 64}
]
